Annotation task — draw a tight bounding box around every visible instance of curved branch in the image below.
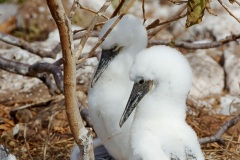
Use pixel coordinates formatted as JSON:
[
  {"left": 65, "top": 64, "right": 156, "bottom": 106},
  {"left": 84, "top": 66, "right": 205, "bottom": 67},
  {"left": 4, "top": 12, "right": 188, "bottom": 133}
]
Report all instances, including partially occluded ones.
[
  {"left": 0, "top": 56, "right": 62, "bottom": 95},
  {"left": 149, "top": 33, "right": 240, "bottom": 49},
  {"left": 148, "top": 5, "right": 187, "bottom": 39},
  {"left": 199, "top": 114, "right": 240, "bottom": 144},
  {"left": 29, "top": 62, "right": 63, "bottom": 93}
]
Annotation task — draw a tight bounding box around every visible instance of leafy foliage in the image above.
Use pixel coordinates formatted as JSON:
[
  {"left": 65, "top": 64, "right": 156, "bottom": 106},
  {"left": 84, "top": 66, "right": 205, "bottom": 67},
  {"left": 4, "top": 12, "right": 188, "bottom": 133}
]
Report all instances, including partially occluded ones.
[{"left": 186, "top": 0, "right": 206, "bottom": 28}]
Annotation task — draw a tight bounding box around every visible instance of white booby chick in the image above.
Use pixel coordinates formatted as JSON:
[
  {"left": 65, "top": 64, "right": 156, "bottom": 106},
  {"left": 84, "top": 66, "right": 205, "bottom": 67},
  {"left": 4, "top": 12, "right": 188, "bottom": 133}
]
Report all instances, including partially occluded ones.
[
  {"left": 88, "top": 14, "right": 147, "bottom": 159},
  {"left": 120, "top": 46, "right": 204, "bottom": 160}
]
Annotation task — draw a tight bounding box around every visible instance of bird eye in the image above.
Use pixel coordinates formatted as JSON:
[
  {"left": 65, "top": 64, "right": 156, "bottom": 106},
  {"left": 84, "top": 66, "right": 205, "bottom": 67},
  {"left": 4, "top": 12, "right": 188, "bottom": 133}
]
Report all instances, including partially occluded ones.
[
  {"left": 138, "top": 79, "right": 144, "bottom": 84},
  {"left": 112, "top": 45, "right": 117, "bottom": 49},
  {"left": 113, "top": 45, "right": 120, "bottom": 52}
]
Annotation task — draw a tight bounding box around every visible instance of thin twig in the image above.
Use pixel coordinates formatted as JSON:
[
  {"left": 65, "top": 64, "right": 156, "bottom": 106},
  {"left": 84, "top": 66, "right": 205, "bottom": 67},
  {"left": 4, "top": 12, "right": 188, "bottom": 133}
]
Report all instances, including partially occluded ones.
[
  {"left": 75, "top": 0, "right": 111, "bottom": 59},
  {"left": 69, "top": 0, "right": 108, "bottom": 20},
  {"left": 218, "top": 0, "right": 240, "bottom": 23},
  {"left": 73, "top": 30, "right": 99, "bottom": 39},
  {"left": 236, "top": 0, "right": 240, "bottom": 6},
  {"left": 69, "top": 0, "right": 79, "bottom": 20},
  {"left": 199, "top": 114, "right": 240, "bottom": 144},
  {"left": 149, "top": 33, "right": 240, "bottom": 49},
  {"left": 148, "top": 4, "right": 187, "bottom": 40},
  {"left": 79, "top": 4, "right": 109, "bottom": 20},
  {"left": 73, "top": 22, "right": 105, "bottom": 35},
  {"left": 76, "top": 0, "right": 136, "bottom": 65},
  {"left": 76, "top": 14, "right": 125, "bottom": 65},
  {"left": 51, "top": 30, "right": 100, "bottom": 66},
  {"left": 24, "top": 123, "right": 33, "bottom": 160},
  {"left": 147, "top": 12, "right": 187, "bottom": 30},
  {"left": 43, "top": 112, "right": 57, "bottom": 160},
  {"left": 111, "top": 0, "right": 126, "bottom": 18},
  {"left": 69, "top": 0, "right": 109, "bottom": 20},
  {"left": 142, "top": 0, "right": 146, "bottom": 24},
  {"left": 9, "top": 95, "right": 64, "bottom": 115},
  {"left": 122, "top": 0, "right": 136, "bottom": 14}
]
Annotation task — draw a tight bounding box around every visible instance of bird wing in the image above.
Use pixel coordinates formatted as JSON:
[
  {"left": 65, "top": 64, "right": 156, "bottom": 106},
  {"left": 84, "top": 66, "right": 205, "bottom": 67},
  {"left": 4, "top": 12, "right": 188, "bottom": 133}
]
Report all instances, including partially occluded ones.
[
  {"left": 185, "top": 147, "right": 197, "bottom": 160},
  {"left": 169, "top": 147, "right": 198, "bottom": 160}
]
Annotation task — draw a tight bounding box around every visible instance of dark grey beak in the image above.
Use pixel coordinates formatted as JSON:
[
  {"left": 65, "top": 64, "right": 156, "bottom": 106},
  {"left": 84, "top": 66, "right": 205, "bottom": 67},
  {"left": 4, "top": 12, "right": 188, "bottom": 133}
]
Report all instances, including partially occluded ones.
[
  {"left": 91, "top": 47, "right": 121, "bottom": 87},
  {"left": 119, "top": 80, "right": 153, "bottom": 127}
]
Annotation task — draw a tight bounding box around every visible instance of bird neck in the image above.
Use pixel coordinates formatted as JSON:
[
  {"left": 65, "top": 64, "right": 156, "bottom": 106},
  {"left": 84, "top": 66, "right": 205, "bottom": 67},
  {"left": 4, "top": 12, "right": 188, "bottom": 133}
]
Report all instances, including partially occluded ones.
[
  {"left": 95, "top": 46, "right": 136, "bottom": 93},
  {"left": 135, "top": 87, "right": 187, "bottom": 121},
  {"left": 104, "top": 44, "right": 143, "bottom": 77},
  {"left": 127, "top": 43, "right": 145, "bottom": 56}
]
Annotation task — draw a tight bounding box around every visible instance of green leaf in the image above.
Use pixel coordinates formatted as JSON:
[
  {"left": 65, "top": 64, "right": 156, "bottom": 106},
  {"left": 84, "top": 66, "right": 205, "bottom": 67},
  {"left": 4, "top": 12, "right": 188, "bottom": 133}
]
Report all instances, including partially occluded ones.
[{"left": 186, "top": 0, "right": 206, "bottom": 28}]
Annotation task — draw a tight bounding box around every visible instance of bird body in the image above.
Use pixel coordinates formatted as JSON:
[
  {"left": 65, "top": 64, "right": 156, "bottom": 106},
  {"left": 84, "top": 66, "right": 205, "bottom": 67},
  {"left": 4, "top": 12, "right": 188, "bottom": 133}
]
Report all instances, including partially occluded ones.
[
  {"left": 88, "top": 14, "right": 147, "bottom": 159},
  {"left": 120, "top": 46, "right": 204, "bottom": 160}
]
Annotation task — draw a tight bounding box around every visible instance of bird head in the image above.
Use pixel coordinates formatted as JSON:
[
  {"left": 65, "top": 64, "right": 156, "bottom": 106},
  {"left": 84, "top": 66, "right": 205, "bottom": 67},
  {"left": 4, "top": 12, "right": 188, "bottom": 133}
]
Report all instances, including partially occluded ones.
[
  {"left": 120, "top": 45, "right": 192, "bottom": 127},
  {"left": 91, "top": 14, "right": 147, "bottom": 87}
]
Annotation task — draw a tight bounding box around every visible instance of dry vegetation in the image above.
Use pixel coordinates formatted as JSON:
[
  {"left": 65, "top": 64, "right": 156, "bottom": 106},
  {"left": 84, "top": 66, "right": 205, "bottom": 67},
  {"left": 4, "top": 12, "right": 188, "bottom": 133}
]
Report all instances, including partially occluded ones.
[{"left": 1, "top": 92, "right": 239, "bottom": 159}]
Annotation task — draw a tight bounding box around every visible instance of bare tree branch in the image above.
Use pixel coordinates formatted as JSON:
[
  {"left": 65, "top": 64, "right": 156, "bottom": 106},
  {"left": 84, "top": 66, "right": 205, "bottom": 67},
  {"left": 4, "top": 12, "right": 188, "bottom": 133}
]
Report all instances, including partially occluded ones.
[
  {"left": 70, "top": 0, "right": 109, "bottom": 20},
  {"left": 147, "top": 4, "right": 187, "bottom": 39},
  {"left": 218, "top": 0, "right": 240, "bottom": 23},
  {"left": 236, "top": 0, "right": 240, "bottom": 6},
  {"left": 73, "top": 25, "right": 104, "bottom": 35},
  {"left": 111, "top": 0, "right": 125, "bottom": 18},
  {"left": 78, "top": 3, "right": 109, "bottom": 20},
  {"left": 46, "top": 30, "right": 99, "bottom": 67},
  {"left": 47, "top": 0, "right": 94, "bottom": 159},
  {"left": 10, "top": 95, "right": 63, "bottom": 113},
  {"left": 75, "top": 1, "right": 137, "bottom": 65},
  {"left": 75, "top": 0, "right": 111, "bottom": 59},
  {"left": 146, "top": 12, "right": 187, "bottom": 30},
  {"left": 76, "top": 14, "right": 125, "bottom": 65},
  {"left": 69, "top": 0, "right": 79, "bottom": 20},
  {"left": 0, "top": 32, "right": 59, "bottom": 58},
  {"left": 73, "top": 30, "right": 99, "bottom": 39},
  {"left": 199, "top": 114, "right": 240, "bottom": 144},
  {"left": 0, "top": 55, "right": 29, "bottom": 75},
  {"left": 149, "top": 33, "right": 240, "bottom": 49},
  {"left": 122, "top": 0, "right": 136, "bottom": 14},
  {"left": 142, "top": 0, "right": 146, "bottom": 24},
  {"left": 29, "top": 62, "right": 63, "bottom": 93},
  {"left": 0, "top": 56, "right": 62, "bottom": 94}
]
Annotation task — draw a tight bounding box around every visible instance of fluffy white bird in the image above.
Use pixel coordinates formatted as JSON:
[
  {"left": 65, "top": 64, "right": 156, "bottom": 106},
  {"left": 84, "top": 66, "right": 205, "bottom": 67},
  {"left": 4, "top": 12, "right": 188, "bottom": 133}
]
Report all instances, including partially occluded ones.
[
  {"left": 120, "top": 46, "right": 205, "bottom": 160},
  {"left": 88, "top": 14, "right": 147, "bottom": 159}
]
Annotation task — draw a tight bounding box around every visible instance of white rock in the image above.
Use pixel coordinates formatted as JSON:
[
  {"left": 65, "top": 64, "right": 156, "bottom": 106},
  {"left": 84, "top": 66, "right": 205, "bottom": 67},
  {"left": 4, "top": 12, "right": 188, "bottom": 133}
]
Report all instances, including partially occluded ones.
[
  {"left": 224, "top": 44, "right": 240, "bottom": 95},
  {"left": 173, "top": 9, "right": 240, "bottom": 41},
  {"left": 218, "top": 94, "right": 240, "bottom": 115},
  {"left": 0, "top": 3, "right": 18, "bottom": 24},
  {"left": 187, "top": 50, "right": 224, "bottom": 98}
]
